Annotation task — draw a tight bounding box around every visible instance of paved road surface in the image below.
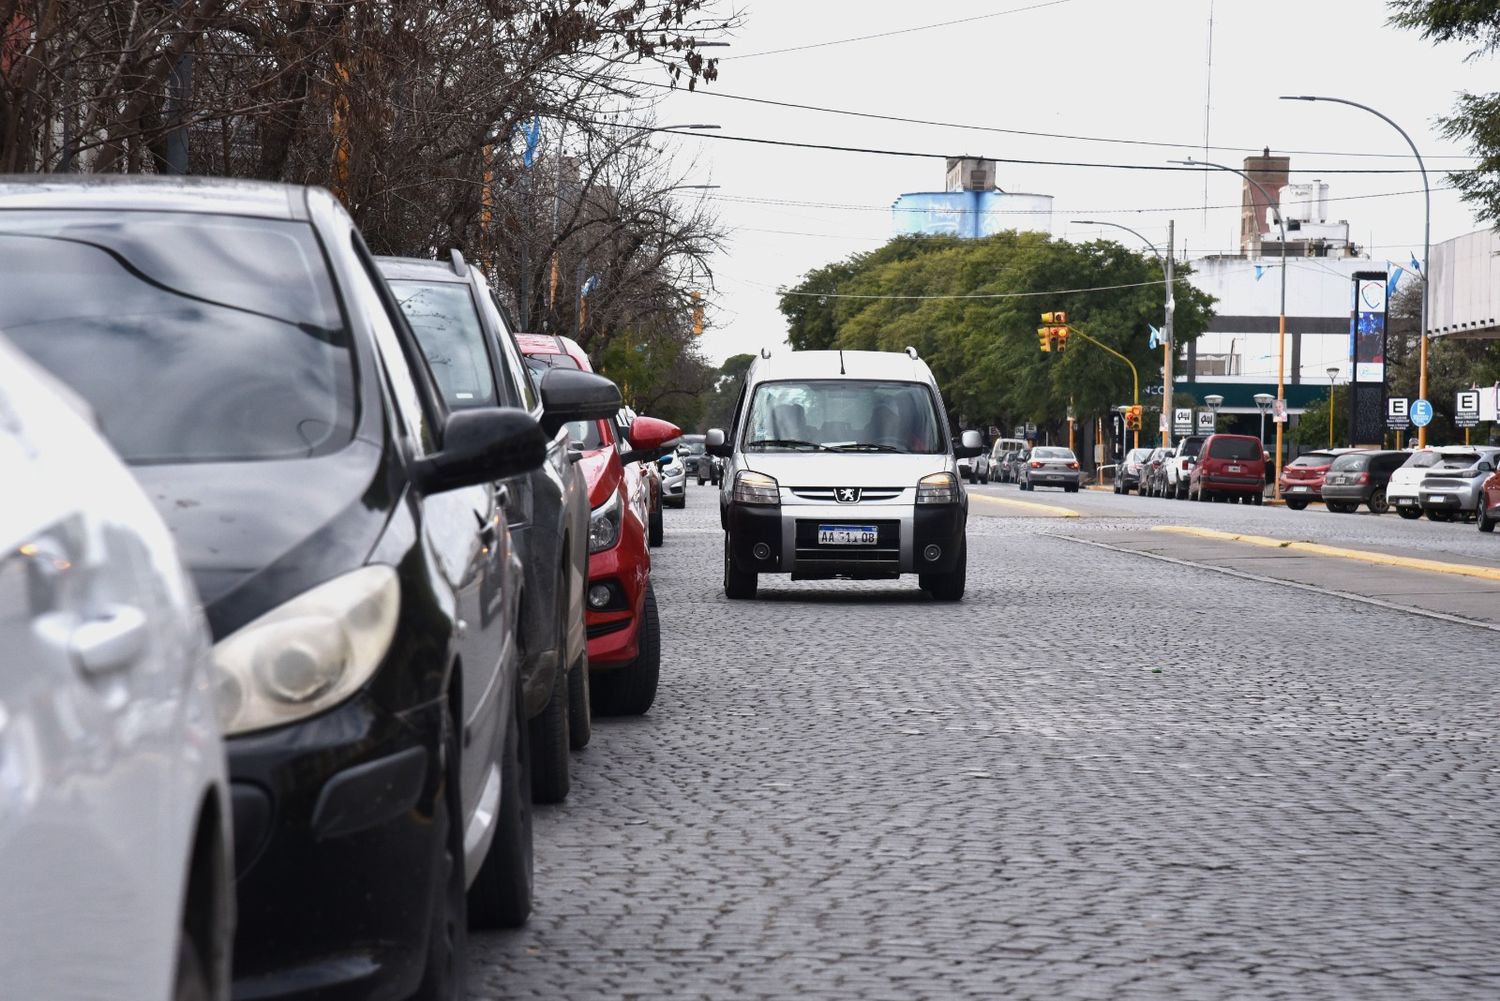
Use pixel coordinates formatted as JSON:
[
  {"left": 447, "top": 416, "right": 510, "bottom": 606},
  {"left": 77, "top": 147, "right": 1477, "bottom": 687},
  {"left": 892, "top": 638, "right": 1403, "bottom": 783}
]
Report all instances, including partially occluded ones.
[{"left": 472, "top": 481, "right": 1500, "bottom": 1000}]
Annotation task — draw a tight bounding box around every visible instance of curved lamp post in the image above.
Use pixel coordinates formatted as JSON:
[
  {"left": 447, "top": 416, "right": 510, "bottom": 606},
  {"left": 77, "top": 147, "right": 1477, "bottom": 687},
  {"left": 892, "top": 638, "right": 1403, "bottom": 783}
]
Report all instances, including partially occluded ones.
[
  {"left": 1074, "top": 218, "right": 1175, "bottom": 448},
  {"left": 1282, "top": 96, "right": 1431, "bottom": 446},
  {"left": 1254, "top": 392, "right": 1274, "bottom": 447},
  {"left": 1170, "top": 158, "right": 1288, "bottom": 501}
]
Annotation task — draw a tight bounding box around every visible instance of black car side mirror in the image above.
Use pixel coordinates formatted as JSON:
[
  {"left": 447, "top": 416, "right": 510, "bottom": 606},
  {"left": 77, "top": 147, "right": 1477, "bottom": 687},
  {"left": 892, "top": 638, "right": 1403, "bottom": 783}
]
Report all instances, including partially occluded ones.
[
  {"left": 705, "top": 428, "right": 731, "bottom": 457},
  {"left": 413, "top": 408, "right": 546, "bottom": 494},
  {"left": 538, "top": 368, "right": 623, "bottom": 437}
]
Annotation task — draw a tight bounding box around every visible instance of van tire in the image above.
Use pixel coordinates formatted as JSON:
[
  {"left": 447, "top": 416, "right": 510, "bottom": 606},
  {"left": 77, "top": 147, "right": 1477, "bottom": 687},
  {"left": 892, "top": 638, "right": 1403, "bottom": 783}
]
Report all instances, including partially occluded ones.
[
  {"left": 724, "top": 535, "right": 758, "bottom": 600},
  {"left": 1284, "top": 498, "right": 1308, "bottom": 511},
  {"left": 922, "top": 537, "right": 966, "bottom": 602},
  {"left": 1397, "top": 507, "right": 1421, "bottom": 520}
]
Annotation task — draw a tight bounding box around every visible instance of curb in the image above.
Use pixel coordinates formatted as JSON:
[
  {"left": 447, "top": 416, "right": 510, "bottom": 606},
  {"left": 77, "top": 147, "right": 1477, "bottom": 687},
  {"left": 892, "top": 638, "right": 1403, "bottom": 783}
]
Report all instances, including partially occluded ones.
[
  {"left": 1151, "top": 525, "right": 1500, "bottom": 583},
  {"left": 970, "top": 493, "right": 1081, "bottom": 519}
]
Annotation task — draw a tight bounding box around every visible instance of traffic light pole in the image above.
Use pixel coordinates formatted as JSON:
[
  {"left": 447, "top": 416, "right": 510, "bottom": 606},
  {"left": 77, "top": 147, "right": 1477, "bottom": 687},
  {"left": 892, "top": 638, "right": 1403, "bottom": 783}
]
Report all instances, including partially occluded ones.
[{"left": 1065, "top": 324, "right": 1141, "bottom": 450}]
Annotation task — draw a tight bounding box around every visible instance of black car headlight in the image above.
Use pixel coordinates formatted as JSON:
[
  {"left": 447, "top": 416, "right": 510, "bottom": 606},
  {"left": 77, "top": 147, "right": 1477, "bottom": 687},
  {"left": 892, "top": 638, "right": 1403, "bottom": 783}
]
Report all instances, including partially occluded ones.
[{"left": 212, "top": 565, "right": 400, "bottom": 737}]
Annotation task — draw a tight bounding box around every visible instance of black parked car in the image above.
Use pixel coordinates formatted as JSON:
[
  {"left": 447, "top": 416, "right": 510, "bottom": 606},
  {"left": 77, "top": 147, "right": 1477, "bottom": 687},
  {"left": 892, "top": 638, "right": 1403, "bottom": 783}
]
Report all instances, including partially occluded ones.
[
  {"left": 379, "top": 254, "right": 621, "bottom": 805},
  {"left": 0, "top": 176, "right": 550, "bottom": 1000},
  {"left": 1321, "top": 450, "right": 1409, "bottom": 514}
]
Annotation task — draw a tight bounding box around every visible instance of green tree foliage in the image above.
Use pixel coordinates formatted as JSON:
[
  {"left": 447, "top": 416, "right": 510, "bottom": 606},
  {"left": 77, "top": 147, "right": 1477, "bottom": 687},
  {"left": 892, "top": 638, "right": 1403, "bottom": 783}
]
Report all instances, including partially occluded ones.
[
  {"left": 777, "top": 232, "right": 1216, "bottom": 434},
  {"left": 598, "top": 329, "right": 715, "bottom": 433},
  {"left": 1384, "top": 284, "right": 1500, "bottom": 443},
  {"left": 1291, "top": 386, "right": 1352, "bottom": 448},
  {"left": 1389, "top": 1, "right": 1500, "bottom": 224}
]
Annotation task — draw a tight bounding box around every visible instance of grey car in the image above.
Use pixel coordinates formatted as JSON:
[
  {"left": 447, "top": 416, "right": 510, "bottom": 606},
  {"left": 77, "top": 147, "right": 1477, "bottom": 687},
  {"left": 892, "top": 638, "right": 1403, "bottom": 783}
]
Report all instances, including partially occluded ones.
[
  {"left": 380, "top": 254, "right": 622, "bottom": 803},
  {"left": 1417, "top": 447, "right": 1500, "bottom": 522},
  {"left": 1017, "top": 446, "right": 1082, "bottom": 492},
  {"left": 1115, "top": 447, "right": 1154, "bottom": 494}
]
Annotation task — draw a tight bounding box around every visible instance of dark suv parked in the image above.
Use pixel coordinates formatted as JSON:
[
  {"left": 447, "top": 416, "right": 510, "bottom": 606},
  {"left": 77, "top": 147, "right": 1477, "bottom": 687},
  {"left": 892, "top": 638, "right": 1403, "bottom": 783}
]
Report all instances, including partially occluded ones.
[
  {"left": 1321, "top": 450, "right": 1408, "bottom": 514},
  {"left": 379, "top": 254, "right": 621, "bottom": 804},
  {"left": 1, "top": 176, "right": 540, "bottom": 1000}
]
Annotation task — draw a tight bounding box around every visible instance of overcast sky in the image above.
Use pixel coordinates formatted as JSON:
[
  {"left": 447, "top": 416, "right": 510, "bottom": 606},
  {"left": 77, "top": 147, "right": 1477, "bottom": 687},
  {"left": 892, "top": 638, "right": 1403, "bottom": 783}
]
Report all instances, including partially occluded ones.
[{"left": 623, "top": 0, "right": 1489, "bottom": 364}]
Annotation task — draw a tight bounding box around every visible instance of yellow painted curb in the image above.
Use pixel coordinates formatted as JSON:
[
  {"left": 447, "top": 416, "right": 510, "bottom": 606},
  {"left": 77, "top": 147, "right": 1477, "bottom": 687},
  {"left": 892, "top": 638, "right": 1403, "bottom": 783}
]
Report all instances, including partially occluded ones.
[
  {"left": 1151, "top": 525, "right": 1500, "bottom": 583},
  {"left": 970, "top": 493, "right": 1081, "bottom": 519}
]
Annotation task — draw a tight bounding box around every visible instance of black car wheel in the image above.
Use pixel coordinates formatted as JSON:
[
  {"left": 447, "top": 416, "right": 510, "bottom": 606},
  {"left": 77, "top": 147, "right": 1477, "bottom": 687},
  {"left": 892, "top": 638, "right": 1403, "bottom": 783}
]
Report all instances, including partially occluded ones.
[
  {"left": 592, "top": 583, "right": 661, "bottom": 716},
  {"left": 921, "top": 535, "right": 966, "bottom": 601},
  {"left": 648, "top": 506, "right": 664, "bottom": 547},
  {"left": 566, "top": 649, "right": 591, "bottom": 751},
  {"left": 413, "top": 704, "right": 468, "bottom": 998},
  {"left": 723, "top": 534, "right": 758, "bottom": 599},
  {"left": 1397, "top": 507, "right": 1422, "bottom": 520},
  {"left": 467, "top": 694, "right": 533, "bottom": 929},
  {"left": 1480, "top": 509, "right": 1496, "bottom": 533},
  {"left": 1367, "top": 487, "right": 1389, "bottom": 515},
  {"left": 528, "top": 666, "right": 570, "bottom": 804}
]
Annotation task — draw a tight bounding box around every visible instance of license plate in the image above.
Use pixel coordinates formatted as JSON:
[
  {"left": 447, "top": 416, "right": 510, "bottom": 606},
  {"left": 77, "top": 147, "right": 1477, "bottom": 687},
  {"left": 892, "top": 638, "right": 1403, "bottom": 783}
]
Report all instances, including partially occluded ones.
[
  {"left": 818, "top": 524, "right": 877, "bottom": 546},
  {"left": 1291, "top": 485, "right": 1309, "bottom": 492},
  {"left": 1429, "top": 494, "right": 1449, "bottom": 503},
  {"left": 1228, "top": 465, "right": 1242, "bottom": 473}
]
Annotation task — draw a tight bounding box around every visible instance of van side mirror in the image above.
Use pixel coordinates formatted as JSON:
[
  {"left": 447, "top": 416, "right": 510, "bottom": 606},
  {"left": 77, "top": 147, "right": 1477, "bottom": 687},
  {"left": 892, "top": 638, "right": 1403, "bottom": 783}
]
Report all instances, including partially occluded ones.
[
  {"left": 413, "top": 407, "right": 545, "bottom": 494},
  {"left": 954, "top": 429, "right": 983, "bottom": 459},
  {"left": 538, "top": 368, "right": 622, "bottom": 437},
  {"left": 705, "top": 427, "right": 731, "bottom": 457}
]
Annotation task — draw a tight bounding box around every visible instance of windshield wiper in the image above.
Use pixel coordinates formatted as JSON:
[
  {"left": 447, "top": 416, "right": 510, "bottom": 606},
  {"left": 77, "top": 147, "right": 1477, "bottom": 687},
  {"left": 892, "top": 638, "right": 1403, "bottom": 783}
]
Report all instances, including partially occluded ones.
[
  {"left": 746, "top": 438, "right": 828, "bottom": 451},
  {"left": 828, "top": 442, "right": 903, "bottom": 452}
]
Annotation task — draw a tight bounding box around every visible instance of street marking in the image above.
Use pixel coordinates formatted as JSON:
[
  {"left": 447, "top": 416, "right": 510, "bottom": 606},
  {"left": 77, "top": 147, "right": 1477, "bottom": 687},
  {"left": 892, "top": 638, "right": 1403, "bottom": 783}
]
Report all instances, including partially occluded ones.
[
  {"left": 1054, "top": 534, "right": 1500, "bottom": 635},
  {"left": 970, "top": 493, "right": 1081, "bottom": 519},
  {"left": 1151, "top": 525, "right": 1500, "bottom": 584}
]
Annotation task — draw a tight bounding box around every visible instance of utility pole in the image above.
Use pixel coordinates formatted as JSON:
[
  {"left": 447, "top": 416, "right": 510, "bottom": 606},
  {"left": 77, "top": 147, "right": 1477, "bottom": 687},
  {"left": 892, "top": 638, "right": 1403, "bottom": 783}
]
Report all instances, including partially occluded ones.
[{"left": 1163, "top": 219, "right": 1175, "bottom": 447}]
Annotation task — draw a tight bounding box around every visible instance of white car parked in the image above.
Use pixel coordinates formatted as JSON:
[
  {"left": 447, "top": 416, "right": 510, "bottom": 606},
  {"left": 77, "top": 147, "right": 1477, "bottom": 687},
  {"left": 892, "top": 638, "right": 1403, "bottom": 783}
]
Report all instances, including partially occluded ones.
[{"left": 0, "top": 338, "right": 233, "bottom": 1001}]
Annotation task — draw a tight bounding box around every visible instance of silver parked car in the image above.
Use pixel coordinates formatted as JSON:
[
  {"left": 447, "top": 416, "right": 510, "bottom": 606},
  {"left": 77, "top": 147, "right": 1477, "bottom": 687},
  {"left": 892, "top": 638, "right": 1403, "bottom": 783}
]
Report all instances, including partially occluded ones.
[
  {"left": 0, "top": 337, "right": 234, "bottom": 1001},
  {"left": 1417, "top": 447, "right": 1500, "bottom": 522},
  {"left": 1016, "top": 446, "right": 1082, "bottom": 492},
  {"left": 659, "top": 449, "right": 687, "bottom": 507}
]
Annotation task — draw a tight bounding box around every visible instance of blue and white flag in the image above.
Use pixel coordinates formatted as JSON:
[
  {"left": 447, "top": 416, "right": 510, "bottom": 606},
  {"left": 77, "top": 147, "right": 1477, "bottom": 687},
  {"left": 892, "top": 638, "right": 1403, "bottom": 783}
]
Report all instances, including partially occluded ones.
[
  {"left": 580, "top": 274, "right": 599, "bottom": 298},
  {"left": 1410, "top": 253, "right": 1422, "bottom": 274},
  {"left": 1387, "top": 264, "right": 1405, "bottom": 299},
  {"left": 1148, "top": 324, "right": 1161, "bottom": 349},
  {"left": 519, "top": 116, "right": 542, "bottom": 168},
  {"left": 1254, "top": 265, "right": 1265, "bottom": 282}
]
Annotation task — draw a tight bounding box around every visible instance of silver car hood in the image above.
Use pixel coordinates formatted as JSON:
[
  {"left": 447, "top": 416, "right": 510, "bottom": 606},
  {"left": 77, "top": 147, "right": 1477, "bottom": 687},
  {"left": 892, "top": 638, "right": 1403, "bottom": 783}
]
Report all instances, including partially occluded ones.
[{"left": 740, "top": 452, "right": 953, "bottom": 488}]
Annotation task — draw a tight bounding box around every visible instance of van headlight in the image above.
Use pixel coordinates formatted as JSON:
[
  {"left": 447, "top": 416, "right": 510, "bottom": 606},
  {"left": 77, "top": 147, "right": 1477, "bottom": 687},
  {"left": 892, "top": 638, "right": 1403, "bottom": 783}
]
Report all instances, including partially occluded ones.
[
  {"left": 213, "top": 565, "right": 400, "bottom": 737},
  {"left": 588, "top": 490, "right": 623, "bottom": 553},
  {"left": 733, "top": 470, "right": 780, "bottom": 505},
  {"left": 916, "top": 472, "right": 959, "bottom": 505}
]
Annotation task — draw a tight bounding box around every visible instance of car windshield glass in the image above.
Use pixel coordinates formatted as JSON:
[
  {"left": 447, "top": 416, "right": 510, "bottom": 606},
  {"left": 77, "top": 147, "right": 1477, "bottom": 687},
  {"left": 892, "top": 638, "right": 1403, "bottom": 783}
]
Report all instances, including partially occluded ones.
[
  {"left": 1179, "top": 439, "right": 1205, "bottom": 458},
  {"left": 743, "top": 379, "right": 944, "bottom": 453},
  {"left": 1290, "top": 454, "right": 1333, "bottom": 467},
  {"left": 682, "top": 442, "right": 706, "bottom": 455},
  {"left": 1033, "top": 447, "right": 1074, "bottom": 459},
  {"left": 1434, "top": 453, "right": 1481, "bottom": 467},
  {"left": 387, "top": 280, "right": 496, "bottom": 409},
  {"left": 1331, "top": 454, "right": 1369, "bottom": 471},
  {"left": 0, "top": 210, "right": 353, "bottom": 463},
  {"left": 1127, "top": 449, "right": 1154, "bottom": 462},
  {"left": 1208, "top": 438, "right": 1260, "bottom": 460},
  {"left": 1404, "top": 451, "right": 1443, "bottom": 468}
]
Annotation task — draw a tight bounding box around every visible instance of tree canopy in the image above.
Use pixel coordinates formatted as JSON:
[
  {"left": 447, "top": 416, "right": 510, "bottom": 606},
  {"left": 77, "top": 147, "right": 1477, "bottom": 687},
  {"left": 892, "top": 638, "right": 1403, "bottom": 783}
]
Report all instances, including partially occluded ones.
[
  {"left": 778, "top": 232, "right": 1216, "bottom": 435},
  {"left": 1390, "top": 0, "right": 1500, "bottom": 225}
]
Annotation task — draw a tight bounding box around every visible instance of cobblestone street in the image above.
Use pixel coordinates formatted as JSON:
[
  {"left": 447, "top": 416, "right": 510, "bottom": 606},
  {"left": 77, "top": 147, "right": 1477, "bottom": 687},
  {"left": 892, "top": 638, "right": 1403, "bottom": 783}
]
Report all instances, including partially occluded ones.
[{"left": 472, "top": 483, "right": 1500, "bottom": 1000}]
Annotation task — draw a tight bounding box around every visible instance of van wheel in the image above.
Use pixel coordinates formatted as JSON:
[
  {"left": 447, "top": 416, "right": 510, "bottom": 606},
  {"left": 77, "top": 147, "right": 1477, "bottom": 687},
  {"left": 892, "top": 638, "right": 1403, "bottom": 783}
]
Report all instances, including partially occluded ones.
[
  {"left": 648, "top": 507, "right": 664, "bottom": 547},
  {"left": 1367, "top": 488, "right": 1389, "bottom": 514},
  {"left": 723, "top": 535, "right": 758, "bottom": 599},
  {"left": 921, "top": 537, "right": 966, "bottom": 602},
  {"left": 413, "top": 704, "right": 469, "bottom": 996},
  {"left": 1284, "top": 498, "right": 1308, "bottom": 511},
  {"left": 468, "top": 692, "right": 533, "bottom": 929},
  {"left": 1397, "top": 507, "right": 1421, "bottom": 520},
  {"left": 592, "top": 584, "right": 660, "bottom": 716}
]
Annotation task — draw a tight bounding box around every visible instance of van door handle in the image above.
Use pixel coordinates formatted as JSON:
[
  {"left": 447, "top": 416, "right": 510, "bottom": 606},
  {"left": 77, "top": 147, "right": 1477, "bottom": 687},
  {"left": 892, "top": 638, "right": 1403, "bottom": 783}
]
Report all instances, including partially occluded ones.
[{"left": 71, "top": 604, "right": 148, "bottom": 676}]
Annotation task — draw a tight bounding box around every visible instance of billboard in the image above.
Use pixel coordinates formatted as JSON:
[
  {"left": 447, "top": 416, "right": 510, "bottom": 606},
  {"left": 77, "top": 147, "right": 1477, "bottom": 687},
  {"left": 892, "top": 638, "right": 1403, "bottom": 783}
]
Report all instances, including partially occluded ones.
[
  {"left": 890, "top": 191, "right": 1053, "bottom": 239},
  {"left": 1351, "top": 276, "right": 1386, "bottom": 384}
]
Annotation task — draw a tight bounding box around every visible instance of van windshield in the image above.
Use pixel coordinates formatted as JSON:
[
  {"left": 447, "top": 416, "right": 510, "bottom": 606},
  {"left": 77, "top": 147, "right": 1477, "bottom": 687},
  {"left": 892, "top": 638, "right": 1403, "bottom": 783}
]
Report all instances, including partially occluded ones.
[
  {"left": 1208, "top": 438, "right": 1260, "bottom": 460},
  {"left": 743, "top": 379, "right": 944, "bottom": 453}
]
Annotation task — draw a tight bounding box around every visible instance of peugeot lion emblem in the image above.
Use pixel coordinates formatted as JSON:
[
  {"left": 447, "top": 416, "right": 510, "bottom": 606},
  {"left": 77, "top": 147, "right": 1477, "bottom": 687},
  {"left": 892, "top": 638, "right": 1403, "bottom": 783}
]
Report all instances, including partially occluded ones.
[{"left": 835, "top": 487, "right": 861, "bottom": 504}]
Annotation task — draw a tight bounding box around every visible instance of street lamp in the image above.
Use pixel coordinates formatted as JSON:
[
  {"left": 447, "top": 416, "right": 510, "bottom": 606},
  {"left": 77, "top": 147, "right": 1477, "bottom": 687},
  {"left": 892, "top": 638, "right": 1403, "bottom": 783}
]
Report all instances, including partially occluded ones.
[
  {"left": 1074, "top": 218, "right": 1175, "bottom": 449},
  {"left": 1327, "top": 366, "right": 1340, "bottom": 448},
  {"left": 1282, "top": 95, "right": 1431, "bottom": 447},
  {"left": 1254, "top": 392, "right": 1274, "bottom": 446},
  {"left": 1170, "top": 157, "right": 1289, "bottom": 501}
]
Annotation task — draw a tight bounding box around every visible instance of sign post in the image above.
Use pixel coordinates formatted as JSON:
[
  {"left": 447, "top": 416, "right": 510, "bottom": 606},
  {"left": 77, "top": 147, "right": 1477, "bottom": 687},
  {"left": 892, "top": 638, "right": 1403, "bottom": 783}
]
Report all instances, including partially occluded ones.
[
  {"left": 1172, "top": 408, "right": 1192, "bottom": 437},
  {"left": 1411, "top": 398, "right": 1433, "bottom": 430},
  {"left": 1387, "top": 397, "right": 1410, "bottom": 449},
  {"left": 1457, "top": 390, "right": 1480, "bottom": 445}
]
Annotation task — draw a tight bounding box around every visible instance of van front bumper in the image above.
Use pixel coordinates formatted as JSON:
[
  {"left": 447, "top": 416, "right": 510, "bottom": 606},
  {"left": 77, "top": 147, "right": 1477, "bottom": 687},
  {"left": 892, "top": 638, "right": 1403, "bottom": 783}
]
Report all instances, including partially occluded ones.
[{"left": 727, "top": 496, "right": 964, "bottom": 578}]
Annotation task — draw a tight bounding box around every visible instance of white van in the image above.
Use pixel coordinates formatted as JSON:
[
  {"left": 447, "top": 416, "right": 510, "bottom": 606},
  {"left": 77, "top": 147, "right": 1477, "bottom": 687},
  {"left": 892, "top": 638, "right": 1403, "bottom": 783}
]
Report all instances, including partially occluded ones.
[{"left": 706, "top": 349, "right": 981, "bottom": 600}]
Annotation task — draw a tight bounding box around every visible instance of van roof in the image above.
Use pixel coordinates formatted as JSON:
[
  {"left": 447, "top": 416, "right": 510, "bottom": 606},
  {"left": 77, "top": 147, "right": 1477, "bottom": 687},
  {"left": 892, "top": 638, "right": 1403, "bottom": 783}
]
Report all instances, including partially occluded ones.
[{"left": 749, "top": 350, "right": 935, "bottom": 386}]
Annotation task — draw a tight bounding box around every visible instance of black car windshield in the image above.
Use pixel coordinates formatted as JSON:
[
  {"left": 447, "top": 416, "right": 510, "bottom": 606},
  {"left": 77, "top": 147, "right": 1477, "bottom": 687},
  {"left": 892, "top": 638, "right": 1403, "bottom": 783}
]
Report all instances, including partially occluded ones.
[
  {"left": 743, "top": 379, "right": 944, "bottom": 453},
  {"left": 0, "top": 210, "right": 353, "bottom": 463},
  {"left": 388, "top": 280, "right": 496, "bottom": 410}
]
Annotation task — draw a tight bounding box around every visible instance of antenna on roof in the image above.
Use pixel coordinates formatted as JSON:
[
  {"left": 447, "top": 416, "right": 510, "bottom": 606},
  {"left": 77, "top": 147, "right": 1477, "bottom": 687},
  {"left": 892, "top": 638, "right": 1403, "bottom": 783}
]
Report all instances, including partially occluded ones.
[
  {"left": 760, "top": 347, "right": 772, "bottom": 359},
  {"left": 449, "top": 249, "right": 466, "bottom": 277},
  {"left": 839, "top": 349, "right": 846, "bottom": 375},
  {"left": 905, "top": 346, "right": 919, "bottom": 360}
]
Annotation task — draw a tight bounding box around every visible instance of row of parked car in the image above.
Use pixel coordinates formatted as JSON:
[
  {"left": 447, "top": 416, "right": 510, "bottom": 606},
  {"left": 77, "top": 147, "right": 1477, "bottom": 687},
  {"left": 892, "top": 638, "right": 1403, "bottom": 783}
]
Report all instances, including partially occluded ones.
[
  {"left": 1115, "top": 432, "right": 1500, "bottom": 527},
  {"left": 1, "top": 176, "right": 687, "bottom": 1001}
]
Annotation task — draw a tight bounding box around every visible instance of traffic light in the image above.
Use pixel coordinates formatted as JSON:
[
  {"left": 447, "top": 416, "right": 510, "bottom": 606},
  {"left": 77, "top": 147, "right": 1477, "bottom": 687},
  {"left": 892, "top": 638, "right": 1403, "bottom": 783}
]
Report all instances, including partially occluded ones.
[
  {"left": 1124, "top": 405, "right": 1143, "bottom": 431},
  {"left": 1052, "top": 325, "right": 1069, "bottom": 352},
  {"left": 691, "top": 291, "right": 704, "bottom": 336},
  {"left": 1037, "top": 326, "right": 1052, "bottom": 352},
  {"left": 1039, "top": 312, "right": 1069, "bottom": 352},
  {"left": 1041, "top": 311, "right": 1067, "bottom": 325}
]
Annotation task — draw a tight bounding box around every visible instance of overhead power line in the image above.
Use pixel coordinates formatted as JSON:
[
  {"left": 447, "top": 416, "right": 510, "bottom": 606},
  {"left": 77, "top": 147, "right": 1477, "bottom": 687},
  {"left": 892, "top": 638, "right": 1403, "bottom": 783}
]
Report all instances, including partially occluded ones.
[
  {"left": 603, "top": 75, "right": 1477, "bottom": 162},
  {"left": 721, "top": 0, "right": 1075, "bottom": 61},
  {"left": 653, "top": 126, "right": 1464, "bottom": 174}
]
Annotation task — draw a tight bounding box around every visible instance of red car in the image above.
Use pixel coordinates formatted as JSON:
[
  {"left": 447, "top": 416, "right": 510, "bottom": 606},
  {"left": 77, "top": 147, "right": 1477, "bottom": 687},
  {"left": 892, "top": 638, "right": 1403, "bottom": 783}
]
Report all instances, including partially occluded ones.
[
  {"left": 1189, "top": 433, "right": 1266, "bottom": 504},
  {"left": 1481, "top": 467, "right": 1500, "bottom": 534},
  {"left": 1277, "top": 449, "right": 1341, "bottom": 510},
  {"left": 518, "top": 334, "right": 680, "bottom": 714}
]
